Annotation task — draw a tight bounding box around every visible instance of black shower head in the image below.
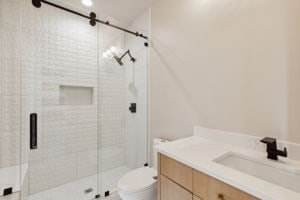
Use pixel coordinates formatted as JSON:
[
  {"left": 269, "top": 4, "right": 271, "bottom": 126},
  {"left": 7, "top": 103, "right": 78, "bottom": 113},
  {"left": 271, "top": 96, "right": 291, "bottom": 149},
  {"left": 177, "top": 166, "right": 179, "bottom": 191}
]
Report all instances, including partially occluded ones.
[
  {"left": 113, "top": 55, "right": 124, "bottom": 66},
  {"left": 112, "top": 50, "right": 136, "bottom": 66}
]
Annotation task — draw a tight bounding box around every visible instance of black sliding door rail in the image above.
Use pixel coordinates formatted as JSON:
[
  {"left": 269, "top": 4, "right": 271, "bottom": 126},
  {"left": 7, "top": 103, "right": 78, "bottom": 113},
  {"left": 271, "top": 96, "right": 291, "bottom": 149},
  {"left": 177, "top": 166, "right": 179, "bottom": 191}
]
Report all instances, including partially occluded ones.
[{"left": 32, "top": 0, "right": 148, "bottom": 40}]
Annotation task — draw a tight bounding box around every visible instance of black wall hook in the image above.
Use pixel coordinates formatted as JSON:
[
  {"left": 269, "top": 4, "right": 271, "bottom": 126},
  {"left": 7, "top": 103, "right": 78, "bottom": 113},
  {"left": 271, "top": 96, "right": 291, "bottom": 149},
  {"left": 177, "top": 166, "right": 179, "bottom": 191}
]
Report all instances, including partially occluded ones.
[{"left": 32, "top": 0, "right": 42, "bottom": 8}]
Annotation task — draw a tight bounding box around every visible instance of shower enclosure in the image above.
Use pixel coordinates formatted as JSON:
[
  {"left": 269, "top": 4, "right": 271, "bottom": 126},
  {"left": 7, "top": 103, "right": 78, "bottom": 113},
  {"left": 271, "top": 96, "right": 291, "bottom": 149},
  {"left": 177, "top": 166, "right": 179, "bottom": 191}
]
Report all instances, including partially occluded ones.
[{"left": 0, "top": 0, "right": 150, "bottom": 199}]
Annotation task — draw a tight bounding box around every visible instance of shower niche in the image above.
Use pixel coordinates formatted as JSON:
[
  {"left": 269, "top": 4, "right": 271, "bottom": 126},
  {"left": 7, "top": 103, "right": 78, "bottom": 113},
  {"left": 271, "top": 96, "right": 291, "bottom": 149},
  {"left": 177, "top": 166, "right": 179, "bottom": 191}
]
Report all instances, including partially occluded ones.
[{"left": 59, "top": 85, "right": 94, "bottom": 105}]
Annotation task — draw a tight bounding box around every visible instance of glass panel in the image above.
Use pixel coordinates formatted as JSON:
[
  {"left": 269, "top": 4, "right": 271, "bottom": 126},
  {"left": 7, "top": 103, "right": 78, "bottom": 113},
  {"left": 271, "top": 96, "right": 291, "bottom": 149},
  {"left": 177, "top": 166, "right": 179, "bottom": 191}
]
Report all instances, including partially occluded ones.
[
  {"left": 18, "top": 1, "right": 100, "bottom": 200},
  {"left": 98, "top": 22, "right": 128, "bottom": 197},
  {"left": 124, "top": 14, "right": 150, "bottom": 170},
  {"left": 0, "top": 0, "right": 22, "bottom": 199},
  {"left": 1, "top": 1, "right": 150, "bottom": 199},
  {"left": 98, "top": 10, "right": 150, "bottom": 197}
]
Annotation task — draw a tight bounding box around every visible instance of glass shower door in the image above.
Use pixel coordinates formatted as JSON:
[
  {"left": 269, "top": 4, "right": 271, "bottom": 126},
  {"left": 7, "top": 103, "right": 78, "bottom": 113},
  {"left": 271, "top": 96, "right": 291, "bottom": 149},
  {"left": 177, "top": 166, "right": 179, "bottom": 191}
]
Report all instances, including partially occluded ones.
[
  {"left": 98, "top": 18, "right": 149, "bottom": 197},
  {"left": 19, "top": 1, "right": 100, "bottom": 200}
]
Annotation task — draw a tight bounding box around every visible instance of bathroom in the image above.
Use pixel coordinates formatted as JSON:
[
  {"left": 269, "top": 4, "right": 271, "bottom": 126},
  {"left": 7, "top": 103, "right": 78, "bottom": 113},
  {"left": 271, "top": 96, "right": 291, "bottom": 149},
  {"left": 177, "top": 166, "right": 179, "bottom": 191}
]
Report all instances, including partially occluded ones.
[{"left": 0, "top": 0, "right": 300, "bottom": 200}]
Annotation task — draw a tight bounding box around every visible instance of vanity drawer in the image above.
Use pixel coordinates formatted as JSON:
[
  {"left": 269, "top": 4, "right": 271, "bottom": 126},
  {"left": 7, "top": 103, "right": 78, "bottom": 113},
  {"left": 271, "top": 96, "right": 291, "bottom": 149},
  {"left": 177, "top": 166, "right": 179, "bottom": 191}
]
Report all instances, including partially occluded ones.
[
  {"left": 160, "top": 154, "right": 193, "bottom": 191},
  {"left": 161, "top": 175, "right": 193, "bottom": 200},
  {"left": 208, "top": 177, "right": 259, "bottom": 200},
  {"left": 193, "top": 170, "right": 260, "bottom": 200}
]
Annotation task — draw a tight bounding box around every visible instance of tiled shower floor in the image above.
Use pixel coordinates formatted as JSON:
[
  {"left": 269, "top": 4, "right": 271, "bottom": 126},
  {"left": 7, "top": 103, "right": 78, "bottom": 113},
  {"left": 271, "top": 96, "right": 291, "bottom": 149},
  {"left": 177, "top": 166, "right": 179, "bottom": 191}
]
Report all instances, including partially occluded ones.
[{"left": 27, "top": 166, "right": 131, "bottom": 200}]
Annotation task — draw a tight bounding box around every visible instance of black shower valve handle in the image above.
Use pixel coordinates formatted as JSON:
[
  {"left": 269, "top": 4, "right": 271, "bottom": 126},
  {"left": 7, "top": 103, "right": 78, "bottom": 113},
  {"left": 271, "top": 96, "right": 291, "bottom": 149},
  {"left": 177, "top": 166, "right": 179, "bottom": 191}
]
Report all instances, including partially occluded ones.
[{"left": 129, "top": 103, "right": 137, "bottom": 113}]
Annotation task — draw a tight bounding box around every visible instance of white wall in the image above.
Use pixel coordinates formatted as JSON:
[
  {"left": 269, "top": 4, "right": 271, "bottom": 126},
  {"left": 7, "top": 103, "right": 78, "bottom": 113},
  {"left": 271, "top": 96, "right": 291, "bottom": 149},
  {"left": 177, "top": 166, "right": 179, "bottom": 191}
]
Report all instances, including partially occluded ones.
[{"left": 150, "top": 0, "right": 300, "bottom": 143}]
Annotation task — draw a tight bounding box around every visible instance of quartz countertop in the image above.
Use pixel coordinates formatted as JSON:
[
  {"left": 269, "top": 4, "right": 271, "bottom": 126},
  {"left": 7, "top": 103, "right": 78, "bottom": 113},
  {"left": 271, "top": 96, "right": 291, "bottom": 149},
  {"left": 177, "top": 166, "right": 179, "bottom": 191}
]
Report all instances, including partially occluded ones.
[{"left": 156, "top": 136, "right": 300, "bottom": 200}]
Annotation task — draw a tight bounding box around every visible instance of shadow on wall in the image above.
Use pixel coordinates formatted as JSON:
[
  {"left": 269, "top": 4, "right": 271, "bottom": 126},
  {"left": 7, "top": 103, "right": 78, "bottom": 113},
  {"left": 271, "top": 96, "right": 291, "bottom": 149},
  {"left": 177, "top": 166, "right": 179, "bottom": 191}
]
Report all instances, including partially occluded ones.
[{"left": 151, "top": 36, "right": 202, "bottom": 140}]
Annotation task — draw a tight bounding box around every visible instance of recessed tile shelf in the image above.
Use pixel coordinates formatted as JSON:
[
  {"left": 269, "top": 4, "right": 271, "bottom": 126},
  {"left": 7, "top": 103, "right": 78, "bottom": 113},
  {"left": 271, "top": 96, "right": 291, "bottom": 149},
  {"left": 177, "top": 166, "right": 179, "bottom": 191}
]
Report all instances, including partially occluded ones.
[{"left": 59, "top": 85, "right": 93, "bottom": 105}]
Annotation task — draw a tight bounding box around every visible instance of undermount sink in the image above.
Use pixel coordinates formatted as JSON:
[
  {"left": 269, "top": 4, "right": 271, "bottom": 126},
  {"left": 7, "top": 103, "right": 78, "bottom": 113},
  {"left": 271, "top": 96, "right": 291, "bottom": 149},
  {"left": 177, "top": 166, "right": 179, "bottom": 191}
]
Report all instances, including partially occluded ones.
[{"left": 214, "top": 152, "right": 300, "bottom": 193}]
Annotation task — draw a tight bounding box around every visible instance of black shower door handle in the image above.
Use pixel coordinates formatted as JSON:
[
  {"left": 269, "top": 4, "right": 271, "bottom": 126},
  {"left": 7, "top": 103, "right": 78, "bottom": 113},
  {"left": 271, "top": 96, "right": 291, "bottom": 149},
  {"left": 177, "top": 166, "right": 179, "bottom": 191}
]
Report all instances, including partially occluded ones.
[{"left": 30, "top": 113, "right": 38, "bottom": 150}]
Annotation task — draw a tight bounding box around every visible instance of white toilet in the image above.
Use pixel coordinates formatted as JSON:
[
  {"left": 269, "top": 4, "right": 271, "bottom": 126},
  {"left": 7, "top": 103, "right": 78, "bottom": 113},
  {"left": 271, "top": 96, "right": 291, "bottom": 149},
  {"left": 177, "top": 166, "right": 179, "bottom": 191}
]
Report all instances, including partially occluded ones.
[{"left": 117, "top": 138, "right": 168, "bottom": 200}]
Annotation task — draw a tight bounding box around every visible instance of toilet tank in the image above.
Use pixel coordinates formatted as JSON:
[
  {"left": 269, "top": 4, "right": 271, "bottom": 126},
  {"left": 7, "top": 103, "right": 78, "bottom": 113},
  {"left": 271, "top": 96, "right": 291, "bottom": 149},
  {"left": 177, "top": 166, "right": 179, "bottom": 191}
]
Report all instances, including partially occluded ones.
[{"left": 153, "top": 138, "right": 169, "bottom": 170}]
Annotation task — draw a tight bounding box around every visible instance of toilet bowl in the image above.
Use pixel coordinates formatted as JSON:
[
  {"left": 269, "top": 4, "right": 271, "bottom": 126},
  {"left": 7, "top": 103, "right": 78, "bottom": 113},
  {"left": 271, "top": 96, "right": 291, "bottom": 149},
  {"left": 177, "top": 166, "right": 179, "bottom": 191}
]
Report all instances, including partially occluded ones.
[
  {"left": 117, "top": 138, "right": 168, "bottom": 200},
  {"left": 117, "top": 167, "right": 157, "bottom": 200}
]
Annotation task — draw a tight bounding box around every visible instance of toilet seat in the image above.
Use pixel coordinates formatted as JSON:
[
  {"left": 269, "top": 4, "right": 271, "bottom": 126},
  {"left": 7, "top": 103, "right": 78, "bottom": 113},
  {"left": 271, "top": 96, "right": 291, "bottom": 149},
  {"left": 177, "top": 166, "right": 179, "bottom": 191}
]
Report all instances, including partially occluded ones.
[{"left": 117, "top": 167, "right": 157, "bottom": 194}]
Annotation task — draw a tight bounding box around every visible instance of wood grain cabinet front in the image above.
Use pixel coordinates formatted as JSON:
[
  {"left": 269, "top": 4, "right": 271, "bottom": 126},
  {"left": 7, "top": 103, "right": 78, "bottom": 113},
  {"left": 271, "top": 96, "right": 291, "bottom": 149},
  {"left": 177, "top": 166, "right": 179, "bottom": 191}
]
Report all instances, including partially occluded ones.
[
  {"left": 207, "top": 176, "right": 259, "bottom": 200},
  {"left": 161, "top": 175, "right": 193, "bottom": 200},
  {"left": 193, "top": 170, "right": 260, "bottom": 200},
  {"left": 194, "top": 195, "right": 203, "bottom": 200},
  {"left": 160, "top": 154, "right": 193, "bottom": 191},
  {"left": 159, "top": 153, "right": 260, "bottom": 200}
]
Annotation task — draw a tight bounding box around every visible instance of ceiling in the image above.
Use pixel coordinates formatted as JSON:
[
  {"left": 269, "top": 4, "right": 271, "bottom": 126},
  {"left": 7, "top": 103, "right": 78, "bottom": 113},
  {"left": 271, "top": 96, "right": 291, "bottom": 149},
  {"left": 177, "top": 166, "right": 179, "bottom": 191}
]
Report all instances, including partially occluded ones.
[{"left": 63, "top": 0, "right": 156, "bottom": 24}]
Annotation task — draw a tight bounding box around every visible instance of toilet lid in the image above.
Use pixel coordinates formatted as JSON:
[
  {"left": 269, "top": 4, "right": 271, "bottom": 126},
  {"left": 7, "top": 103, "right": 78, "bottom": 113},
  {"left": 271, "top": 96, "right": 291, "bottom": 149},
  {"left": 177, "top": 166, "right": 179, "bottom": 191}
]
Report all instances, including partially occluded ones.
[{"left": 117, "top": 167, "right": 157, "bottom": 193}]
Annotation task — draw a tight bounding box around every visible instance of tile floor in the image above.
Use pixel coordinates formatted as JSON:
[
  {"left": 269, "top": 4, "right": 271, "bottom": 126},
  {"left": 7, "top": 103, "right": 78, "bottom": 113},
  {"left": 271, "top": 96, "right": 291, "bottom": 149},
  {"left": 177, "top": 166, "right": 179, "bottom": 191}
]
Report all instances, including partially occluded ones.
[{"left": 27, "top": 166, "right": 130, "bottom": 200}]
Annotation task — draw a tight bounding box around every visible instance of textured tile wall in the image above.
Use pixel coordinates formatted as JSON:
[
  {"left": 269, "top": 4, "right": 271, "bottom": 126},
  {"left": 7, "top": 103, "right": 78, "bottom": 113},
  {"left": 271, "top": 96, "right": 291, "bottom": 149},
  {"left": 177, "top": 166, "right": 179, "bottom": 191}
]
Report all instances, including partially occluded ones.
[{"left": 0, "top": 0, "right": 22, "bottom": 169}]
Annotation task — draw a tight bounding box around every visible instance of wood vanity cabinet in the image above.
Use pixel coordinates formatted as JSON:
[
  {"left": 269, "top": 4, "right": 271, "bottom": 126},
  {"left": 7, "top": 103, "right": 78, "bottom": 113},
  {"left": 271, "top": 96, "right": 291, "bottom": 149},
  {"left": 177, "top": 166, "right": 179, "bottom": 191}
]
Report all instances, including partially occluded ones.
[
  {"left": 161, "top": 175, "right": 193, "bottom": 200},
  {"left": 158, "top": 154, "right": 260, "bottom": 200}
]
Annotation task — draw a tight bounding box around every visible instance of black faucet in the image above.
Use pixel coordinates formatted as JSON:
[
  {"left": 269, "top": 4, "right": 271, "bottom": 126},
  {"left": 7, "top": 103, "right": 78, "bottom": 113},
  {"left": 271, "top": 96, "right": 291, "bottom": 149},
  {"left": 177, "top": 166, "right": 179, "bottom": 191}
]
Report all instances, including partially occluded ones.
[{"left": 260, "top": 137, "right": 287, "bottom": 160}]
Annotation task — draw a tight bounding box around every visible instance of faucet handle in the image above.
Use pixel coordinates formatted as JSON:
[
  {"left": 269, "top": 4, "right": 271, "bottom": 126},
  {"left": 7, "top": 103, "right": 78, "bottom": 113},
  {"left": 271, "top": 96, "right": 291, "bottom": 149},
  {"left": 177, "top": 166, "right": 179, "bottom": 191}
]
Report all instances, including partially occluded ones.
[
  {"left": 260, "top": 137, "right": 276, "bottom": 145},
  {"left": 260, "top": 137, "right": 288, "bottom": 160},
  {"left": 281, "top": 147, "right": 288, "bottom": 157}
]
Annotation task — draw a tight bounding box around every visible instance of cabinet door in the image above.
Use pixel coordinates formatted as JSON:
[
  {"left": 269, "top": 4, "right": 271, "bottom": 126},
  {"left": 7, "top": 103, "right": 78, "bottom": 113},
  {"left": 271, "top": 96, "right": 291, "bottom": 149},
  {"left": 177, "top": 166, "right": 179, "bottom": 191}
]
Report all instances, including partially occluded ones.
[
  {"left": 161, "top": 175, "right": 193, "bottom": 200},
  {"left": 161, "top": 154, "right": 193, "bottom": 191},
  {"left": 193, "top": 170, "right": 209, "bottom": 200}
]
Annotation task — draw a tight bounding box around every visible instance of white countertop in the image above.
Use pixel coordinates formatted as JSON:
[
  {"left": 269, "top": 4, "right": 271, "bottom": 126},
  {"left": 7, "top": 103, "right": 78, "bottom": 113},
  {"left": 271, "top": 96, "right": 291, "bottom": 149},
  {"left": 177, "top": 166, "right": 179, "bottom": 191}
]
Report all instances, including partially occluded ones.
[{"left": 156, "top": 136, "right": 300, "bottom": 200}]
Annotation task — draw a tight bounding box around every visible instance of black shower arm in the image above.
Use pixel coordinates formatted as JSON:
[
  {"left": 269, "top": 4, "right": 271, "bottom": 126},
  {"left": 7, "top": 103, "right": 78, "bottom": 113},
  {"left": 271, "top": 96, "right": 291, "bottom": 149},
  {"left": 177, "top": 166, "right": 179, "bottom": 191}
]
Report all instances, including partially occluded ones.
[{"left": 120, "top": 50, "right": 136, "bottom": 62}]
